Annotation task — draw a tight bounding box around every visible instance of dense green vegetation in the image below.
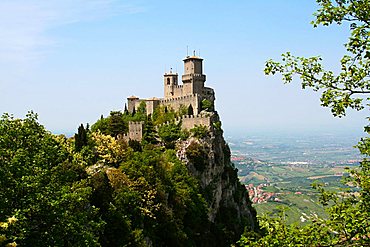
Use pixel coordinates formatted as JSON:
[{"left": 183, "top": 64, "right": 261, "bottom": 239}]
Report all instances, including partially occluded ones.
[
  {"left": 0, "top": 112, "right": 104, "bottom": 246},
  {"left": 0, "top": 104, "right": 255, "bottom": 246},
  {"left": 237, "top": 0, "right": 370, "bottom": 245}
]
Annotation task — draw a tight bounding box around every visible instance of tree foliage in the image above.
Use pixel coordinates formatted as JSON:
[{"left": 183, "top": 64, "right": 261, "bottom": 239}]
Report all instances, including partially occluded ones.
[
  {"left": 0, "top": 108, "right": 246, "bottom": 246},
  {"left": 239, "top": 0, "right": 370, "bottom": 246},
  {"left": 0, "top": 112, "right": 103, "bottom": 246},
  {"left": 265, "top": 0, "right": 370, "bottom": 118},
  {"left": 142, "top": 116, "right": 159, "bottom": 145},
  {"left": 186, "top": 141, "right": 208, "bottom": 172},
  {"left": 190, "top": 125, "right": 210, "bottom": 139},
  {"left": 158, "top": 121, "right": 182, "bottom": 149},
  {"left": 75, "top": 123, "right": 88, "bottom": 151},
  {"left": 201, "top": 99, "right": 214, "bottom": 112},
  {"left": 152, "top": 105, "right": 178, "bottom": 125}
]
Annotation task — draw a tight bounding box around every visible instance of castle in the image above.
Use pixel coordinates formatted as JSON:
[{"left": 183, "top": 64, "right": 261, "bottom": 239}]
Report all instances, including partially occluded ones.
[{"left": 122, "top": 54, "right": 217, "bottom": 142}]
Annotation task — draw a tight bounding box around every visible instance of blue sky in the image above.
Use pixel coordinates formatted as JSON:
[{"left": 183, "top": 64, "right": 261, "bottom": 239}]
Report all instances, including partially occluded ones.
[{"left": 0, "top": 0, "right": 367, "bottom": 135}]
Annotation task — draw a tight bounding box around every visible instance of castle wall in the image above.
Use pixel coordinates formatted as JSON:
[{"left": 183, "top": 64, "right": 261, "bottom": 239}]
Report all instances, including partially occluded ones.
[
  {"left": 120, "top": 121, "right": 144, "bottom": 142},
  {"left": 165, "top": 84, "right": 185, "bottom": 99},
  {"left": 125, "top": 56, "right": 216, "bottom": 133},
  {"left": 183, "top": 81, "right": 193, "bottom": 96},
  {"left": 157, "top": 113, "right": 217, "bottom": 130},
  {"left": 173, "top": 85, "right": 184, "bottom": 98},
  {"left": 134, "top": 100, "right": 144, "bottom": 112},
  {"left": 146, "top": 99, "right": 160, "bottom": 116},
  {"left": 181, "top": 114, "right": 212, "bottom": 130},
  {"left": 121, "top": 113, "right": 218, "bottom": 144},
  {"left": 127, "top": 97, "right": 140, "bottom": 113},
  {"left": 160, "top": 94, "right": 201, "bottom": 115}
]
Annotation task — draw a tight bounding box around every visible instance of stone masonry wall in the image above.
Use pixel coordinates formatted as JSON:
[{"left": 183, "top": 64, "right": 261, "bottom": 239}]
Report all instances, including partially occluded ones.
[
  {"left": 120, "top": 121, "right": 144, "bottom": 142},
  {"left": 181, "top": 114, "right": 212, "bottom": 130},
  {"left": 160, "top": 94, "right": 201, "bottom": 115}
]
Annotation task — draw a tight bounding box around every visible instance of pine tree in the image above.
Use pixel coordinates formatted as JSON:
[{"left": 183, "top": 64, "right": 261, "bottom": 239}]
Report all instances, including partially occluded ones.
[
  {"left": 108, "top": 111, "right": 126, "bottom": 137},
  {"left": 143, "top": 116, "right": 158, "bottom": 144},
  {"left": 124, "top": 103, "right": 129, "bottom": 115},
  {"left": 75, "top": 124, "right": 88, "bottom": 151}
]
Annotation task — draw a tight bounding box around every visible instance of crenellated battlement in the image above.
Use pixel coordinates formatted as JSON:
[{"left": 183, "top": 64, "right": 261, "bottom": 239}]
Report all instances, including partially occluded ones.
[
  {"left": 181, "top": 113, "right": 214, "bottom": 130},
  {"left": 125, "top": 55, "right": 215, "bottom": 130},
  {"left": 156, "top": 113, "right": 215, "bottom": 130},
  {"left": 120, "top": 112, "right": 219, "bottom": 143},
  {"left": 160, "top": 94, "right": 198, "bottom": 103},
  {"left": 119, "top": 121, "right": 144, "bottom": 142},
  {"left": 128, "top": 121, "right": 144, "bottom": 126}
]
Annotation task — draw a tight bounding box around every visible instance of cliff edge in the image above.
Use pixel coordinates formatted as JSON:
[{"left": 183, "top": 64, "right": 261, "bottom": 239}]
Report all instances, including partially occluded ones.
[{"left": 176, "top": 112, "right": 258, "bottom": 245}]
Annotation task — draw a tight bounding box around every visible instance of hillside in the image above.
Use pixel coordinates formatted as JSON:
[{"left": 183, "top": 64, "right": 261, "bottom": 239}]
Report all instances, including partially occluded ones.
[{"left": 0, "top": 109, "right": 258, "bottom": 247}]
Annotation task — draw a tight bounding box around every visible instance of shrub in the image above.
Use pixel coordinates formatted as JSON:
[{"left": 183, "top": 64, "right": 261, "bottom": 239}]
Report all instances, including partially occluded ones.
[
  {"left": 186, "top": 141, "right": 208, "bottom": 172},
  {"left": 190, "top": 125, "right": 209, "bottom": 139}
]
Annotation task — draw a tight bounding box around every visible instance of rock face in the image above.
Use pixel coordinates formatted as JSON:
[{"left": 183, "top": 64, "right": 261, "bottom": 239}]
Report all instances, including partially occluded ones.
[{"left": 177, "top": 114, "right": 258, "bottom": 245}]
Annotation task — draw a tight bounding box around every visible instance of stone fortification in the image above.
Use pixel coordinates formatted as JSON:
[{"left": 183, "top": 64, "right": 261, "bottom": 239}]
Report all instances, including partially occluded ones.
[
  {"left": 181, "top": 113, "right": 215, "bottom": 130},
  {"left": 117, "top": 55, "right": 259, "bottom": 245},
  {"left": 124, "top": 54, "right": 216, "bottom": 141},
  {"left": 122, "top": 113, "right": 216, "bottom": 142},
  {"left": 120, "top": 121, "right": 144, "bottom": 142},
  {"left": 158, "top": 112, "right": 216, "bottom": 130},
  {"left": 160, "top": 94, "right": 201, "bottom": 115}
]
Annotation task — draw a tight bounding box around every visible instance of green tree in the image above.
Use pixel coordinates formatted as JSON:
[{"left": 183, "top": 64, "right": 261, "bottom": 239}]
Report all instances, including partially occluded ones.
[
  {"left": 158, "top": 121, "right": 182, "bottom": 149},
  {"left": 152, "top": 105, "right": 177, "bottom": 125},
  {"left": 178, "top": 104, "right": 188, "bottom": 117},
  {"left": 91, "top": 114, "right": 109, "bottom": 134},
  {"left": 240, "top": 0, "right": 370, "bottom": 246},
  {"left": 201, "top": 99, "right": 214, "bottom": 112},
  {"left": 185, "top": 141, "right": 208, "bottom": 172},
  {"left": 108, "top": 111, "right": 127, "bottom": 137},
  {"left": 75, "top": 123, "right": 88, "bottom": 151},
  {"left": 264, "top": 0, "right": 370, "bottom": 118},
  {"left": 190, "top": 125, "right": 209, "bottom": 139},
  {"left": 128, "top": 139, "right": 142, "bottom": 152},
  {"left": 142, "top": 116, "right": 159, "bottom": 145},
  {"left": 0, "top": 112, "right": 103, "bottom": 246},
  {"left": 124, "top": 103, "right": 129, "bottom": 115}
]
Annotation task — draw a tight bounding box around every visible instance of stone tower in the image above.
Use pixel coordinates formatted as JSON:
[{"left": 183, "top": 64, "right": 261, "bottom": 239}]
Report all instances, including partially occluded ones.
[
  {"left": 163, "top": 69, "right": 179, "bottom": 99},
  {"left": 127, "top": 55, "right": 214, "bottom": 116},
  {"left": 182, "top": 54, "right": 206, "bottom": 96},
  {"left": 127, "top": 95, "right": 139, "bottom": 113}
]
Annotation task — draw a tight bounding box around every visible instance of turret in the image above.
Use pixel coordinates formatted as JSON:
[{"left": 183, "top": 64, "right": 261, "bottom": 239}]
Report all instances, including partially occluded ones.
[
  {"left": 127, "top": 95, "right": 139, "bottom": 113},
  {"left": 164, "top": 68, "right": 178, "bottom": 99},
  {"left": 182, "top": 53, "right": 206, "bottom": 96}
]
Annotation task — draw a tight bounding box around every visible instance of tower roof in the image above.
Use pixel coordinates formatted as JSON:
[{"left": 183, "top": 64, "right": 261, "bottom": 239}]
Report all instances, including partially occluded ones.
[
  {"left": 164, "top": 67, "right": 178, "bottom": 76},
  {"left": 164, "top": 71, "right": 178, "bottom": 76},
  {"left": 127, "top": 95, "right": 139, "bottom": 99},
  {"left": 183, "top": 55, "right": 203, "bottom": 61}
]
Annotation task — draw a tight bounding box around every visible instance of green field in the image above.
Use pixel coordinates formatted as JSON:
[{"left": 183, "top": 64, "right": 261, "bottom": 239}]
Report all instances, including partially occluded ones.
[
  {"left": 229, "top": 132, "right": 361, "bottom": 225},
  {"left": 254, "top": 192, "right": 327, "bottom": 225},
  {"left": 235, "top": 159, "right": 357, "bottom": 224}
]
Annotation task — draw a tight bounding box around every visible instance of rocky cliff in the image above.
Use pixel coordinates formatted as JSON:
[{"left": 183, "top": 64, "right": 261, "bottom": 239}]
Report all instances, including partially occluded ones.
[{"left": 176, "top": 113, "right": 258, "bottom": 245}]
